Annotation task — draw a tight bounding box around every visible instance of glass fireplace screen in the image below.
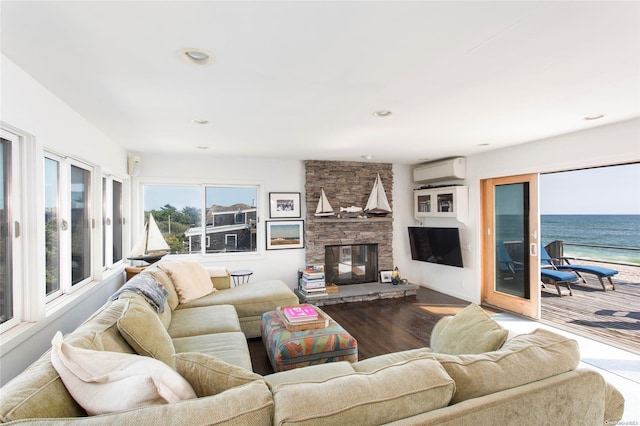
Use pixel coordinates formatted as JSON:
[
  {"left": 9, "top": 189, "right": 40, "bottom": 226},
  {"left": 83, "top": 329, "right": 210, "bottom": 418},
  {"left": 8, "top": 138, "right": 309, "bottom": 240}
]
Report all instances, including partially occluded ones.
[{"left": 324, "top": 244, "right": 378, "bottom": 285}]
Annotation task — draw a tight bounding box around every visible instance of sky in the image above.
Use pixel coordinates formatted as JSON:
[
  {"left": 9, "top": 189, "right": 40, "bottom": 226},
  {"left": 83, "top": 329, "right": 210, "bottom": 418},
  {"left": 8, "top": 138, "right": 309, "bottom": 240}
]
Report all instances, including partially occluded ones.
[{"left": 540, "top": 163, "right": 640, "bottom": 215}]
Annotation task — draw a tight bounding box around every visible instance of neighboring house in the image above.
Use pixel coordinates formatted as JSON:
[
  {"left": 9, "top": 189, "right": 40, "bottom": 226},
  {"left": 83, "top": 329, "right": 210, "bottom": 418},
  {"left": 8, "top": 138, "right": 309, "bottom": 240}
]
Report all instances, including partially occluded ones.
[{"left": 184, "top": 207, "right": 257, "bottom": 253}]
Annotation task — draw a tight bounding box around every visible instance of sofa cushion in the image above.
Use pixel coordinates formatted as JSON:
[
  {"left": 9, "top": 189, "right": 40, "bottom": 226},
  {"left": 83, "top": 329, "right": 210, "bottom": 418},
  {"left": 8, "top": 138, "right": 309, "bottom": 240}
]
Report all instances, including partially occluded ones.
[
  {"left": 0, "top": 351, "right": 86, "bottom": 421},
  {"left": 174, "top": 352, "right": 263, "bottom": 397},
  {"left": 177, "top": 280, "right": 297, "bottom": 318},
  {"left": 352, "top": 348, "right": 433, "bottom": 372},
  {"left": 265, "top": 361, "right": 357, "bottom": 388},
  {"left": 430, "top": 303, "right": 508, "bottom": 354},
  {"left": 50, "top": 332, "right": 196, "bottom": 416},
  {"left": 168, "top": 305, "right": 241, "bottom": 338},
  {"left": 272, "top": 356, "right": 454, "bottom": 425},
  {"left": 117, "top": 294, "right": 176, "bottom": 367},
  {"left": 172, "top": 331, "right": 253, "bottom": 371},
  {"left": 65, "top": 298, "right": 135, "bottom": 353},
  {"left": 432, "top": 328, "right": 580, "bottom": 404}
]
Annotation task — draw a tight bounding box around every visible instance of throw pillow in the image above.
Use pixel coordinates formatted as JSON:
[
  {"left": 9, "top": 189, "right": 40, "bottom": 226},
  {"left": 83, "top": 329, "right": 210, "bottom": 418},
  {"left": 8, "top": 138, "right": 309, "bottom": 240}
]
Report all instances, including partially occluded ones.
[
  {"left": 50, "top": 331, "right": 196, "bottom": 416},
  {"left": 116, "top": 294, "right": 176, "bottom": 367},
  {"left": 159, "top": 261, "right": 216, "bottom": 304},
  {"left": 430, "top": 303, "right": 508, "bottom": 354},
  {"left": 272, "top": 356, "right": 454, "bottom": 426},
  {"left": 173, "top": 352, "right": 263, "bottom": 397}
]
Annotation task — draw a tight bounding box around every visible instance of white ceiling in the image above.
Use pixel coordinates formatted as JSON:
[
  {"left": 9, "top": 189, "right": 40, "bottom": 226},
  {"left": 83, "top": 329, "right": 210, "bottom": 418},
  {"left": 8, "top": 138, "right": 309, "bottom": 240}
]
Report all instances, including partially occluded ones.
[{"left": 2, "top": 1, "right": 639, "bottom": 164}]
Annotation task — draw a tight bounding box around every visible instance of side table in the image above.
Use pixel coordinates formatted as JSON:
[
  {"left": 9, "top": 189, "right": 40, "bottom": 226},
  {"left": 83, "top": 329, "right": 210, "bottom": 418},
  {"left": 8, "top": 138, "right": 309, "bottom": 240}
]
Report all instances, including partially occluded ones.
[
  {"left": 125, "top": 265, "right": 148, "bottom": 281},
  {"left": 230, "top": 269, "right": 253, "bottom": 286}
]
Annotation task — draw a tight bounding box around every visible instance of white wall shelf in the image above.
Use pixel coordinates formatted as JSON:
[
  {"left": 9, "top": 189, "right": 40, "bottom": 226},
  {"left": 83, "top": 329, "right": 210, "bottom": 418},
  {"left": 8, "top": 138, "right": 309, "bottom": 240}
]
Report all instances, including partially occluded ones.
[{"left": 414, "top": 186, "right": 468, "bottom": 224}]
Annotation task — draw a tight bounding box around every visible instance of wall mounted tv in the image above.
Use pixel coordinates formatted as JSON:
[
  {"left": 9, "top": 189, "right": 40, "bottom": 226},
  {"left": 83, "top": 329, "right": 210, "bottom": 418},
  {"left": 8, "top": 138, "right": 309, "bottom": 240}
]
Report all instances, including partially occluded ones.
[{"left": 408, "top": 227, "right": 463, "bottom": 268}]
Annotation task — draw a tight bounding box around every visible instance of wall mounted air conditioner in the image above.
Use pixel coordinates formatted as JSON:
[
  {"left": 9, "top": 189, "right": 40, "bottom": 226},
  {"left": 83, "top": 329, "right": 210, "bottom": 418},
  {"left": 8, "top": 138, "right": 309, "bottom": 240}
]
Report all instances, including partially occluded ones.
[{"left": 413, "top": 157, "right": 466, "bottom": 184}]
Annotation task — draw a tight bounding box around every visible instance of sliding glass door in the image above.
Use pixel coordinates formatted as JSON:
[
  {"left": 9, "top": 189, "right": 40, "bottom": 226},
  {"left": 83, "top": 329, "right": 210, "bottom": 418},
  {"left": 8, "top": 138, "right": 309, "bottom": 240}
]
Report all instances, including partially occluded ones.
[{"left": 481, "top": 174, "right": 540, "bottom": 319}]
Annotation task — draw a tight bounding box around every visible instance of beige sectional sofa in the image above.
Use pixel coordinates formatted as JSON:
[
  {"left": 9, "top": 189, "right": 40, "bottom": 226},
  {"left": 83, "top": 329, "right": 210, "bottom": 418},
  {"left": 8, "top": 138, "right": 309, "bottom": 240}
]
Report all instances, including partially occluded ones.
[{"left": 0, "top": 262, "right": 625, "bottom": 425}]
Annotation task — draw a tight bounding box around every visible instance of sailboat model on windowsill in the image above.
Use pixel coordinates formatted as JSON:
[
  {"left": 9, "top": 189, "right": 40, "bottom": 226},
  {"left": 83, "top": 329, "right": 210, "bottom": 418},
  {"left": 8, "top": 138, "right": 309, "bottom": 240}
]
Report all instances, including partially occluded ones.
[
  {"left": 364, "top": 173, "right": 392, "bottom": 217},
  {"left": 314, "top": 188, "right": 336, "bottom": 217},
  {"left": 128, "top": 212, "right": 170, "bottom": 264}
]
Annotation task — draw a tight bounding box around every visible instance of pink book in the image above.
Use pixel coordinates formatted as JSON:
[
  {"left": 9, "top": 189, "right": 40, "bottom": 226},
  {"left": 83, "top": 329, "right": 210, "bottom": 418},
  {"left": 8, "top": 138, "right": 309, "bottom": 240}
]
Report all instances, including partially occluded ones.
[{"left": 283, "top": 305, "right": 318, "bottom": 321}]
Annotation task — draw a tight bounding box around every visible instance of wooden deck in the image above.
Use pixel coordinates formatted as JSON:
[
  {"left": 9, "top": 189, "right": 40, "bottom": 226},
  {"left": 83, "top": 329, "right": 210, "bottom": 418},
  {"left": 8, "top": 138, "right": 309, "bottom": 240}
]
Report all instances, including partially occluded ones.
[{"left": 540, "top": 263, "right": 640, "bottom": 355}]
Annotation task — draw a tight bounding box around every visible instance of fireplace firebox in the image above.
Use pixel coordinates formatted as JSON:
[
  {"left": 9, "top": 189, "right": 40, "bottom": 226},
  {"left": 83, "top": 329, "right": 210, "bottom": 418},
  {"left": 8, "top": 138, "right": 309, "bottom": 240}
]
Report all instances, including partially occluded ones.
[{"left": 325, "top": 244, "right": 378, "bottom": 285}]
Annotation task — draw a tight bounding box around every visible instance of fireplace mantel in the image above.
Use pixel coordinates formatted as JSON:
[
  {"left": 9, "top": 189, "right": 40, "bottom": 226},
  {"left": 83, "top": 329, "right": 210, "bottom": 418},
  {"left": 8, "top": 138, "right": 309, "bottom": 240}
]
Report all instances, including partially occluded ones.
[{"left": 310, "top": 217, "right": 392, "bottom": 224}]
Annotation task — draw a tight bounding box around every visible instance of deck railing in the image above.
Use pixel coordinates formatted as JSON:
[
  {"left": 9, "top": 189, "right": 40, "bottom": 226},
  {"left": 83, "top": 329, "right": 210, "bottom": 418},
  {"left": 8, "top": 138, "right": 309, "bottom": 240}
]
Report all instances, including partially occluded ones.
[{"left": 547, "top": 240, "right": 640, "bottom": 267}]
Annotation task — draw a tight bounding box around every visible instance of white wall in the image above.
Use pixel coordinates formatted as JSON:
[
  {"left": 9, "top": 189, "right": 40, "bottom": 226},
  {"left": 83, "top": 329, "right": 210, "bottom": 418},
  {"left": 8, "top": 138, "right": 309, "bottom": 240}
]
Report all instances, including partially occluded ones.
[
  {"left": 0, "top": 55, "right": 128, "bottom": 385},
  {"left": 398, "top": 118, "right": 640, "bottom": 303},
  {"left": 132, "top": 152, "right": 307, "bottom": 289}
]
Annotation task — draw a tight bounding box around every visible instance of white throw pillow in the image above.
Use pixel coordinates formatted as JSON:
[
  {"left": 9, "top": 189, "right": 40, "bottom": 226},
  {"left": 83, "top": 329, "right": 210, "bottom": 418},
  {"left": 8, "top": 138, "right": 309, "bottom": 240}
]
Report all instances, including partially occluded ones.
[
  {"left": 159, "top": 261, "right": 216, "bottom": 304},
  {"left": 50, "top": 331, "right": 196, "bottom": 416}
]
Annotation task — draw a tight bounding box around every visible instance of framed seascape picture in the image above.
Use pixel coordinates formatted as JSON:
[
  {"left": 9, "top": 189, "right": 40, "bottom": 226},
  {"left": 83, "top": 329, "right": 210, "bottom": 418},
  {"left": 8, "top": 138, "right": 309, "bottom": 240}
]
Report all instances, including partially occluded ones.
[
  {"left": 269, "top": 192, "right": 301, "bottom": 218},
  {"left": 379, "top": 270, "right": 393, "bottom": 283},
  {"left": 266, "top": 220, "right": 304, "bottom": 250}
]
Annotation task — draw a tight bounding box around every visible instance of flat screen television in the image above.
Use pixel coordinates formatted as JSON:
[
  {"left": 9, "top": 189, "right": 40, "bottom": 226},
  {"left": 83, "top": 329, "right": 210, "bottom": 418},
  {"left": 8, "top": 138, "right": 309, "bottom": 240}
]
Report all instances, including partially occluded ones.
[{"left": 408, "top": 227, "right": 463, "bottom": 268}]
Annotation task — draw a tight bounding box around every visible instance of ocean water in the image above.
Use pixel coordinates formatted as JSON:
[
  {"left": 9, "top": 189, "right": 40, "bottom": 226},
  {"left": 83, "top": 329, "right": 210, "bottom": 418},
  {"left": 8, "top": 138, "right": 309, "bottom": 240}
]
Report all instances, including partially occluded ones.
[{"left": 541, "top": 215, "right": 640, "bottom": 265}]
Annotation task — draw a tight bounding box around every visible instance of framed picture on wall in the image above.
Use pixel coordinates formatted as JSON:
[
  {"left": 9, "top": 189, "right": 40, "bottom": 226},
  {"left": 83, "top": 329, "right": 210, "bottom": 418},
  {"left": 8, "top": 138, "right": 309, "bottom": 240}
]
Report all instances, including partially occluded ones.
[
  {"left": 269, "top": 192, "right": 301, "bottom": 218},
  {"left": 266, "top": 220, "right": 304, "bottom": 250}
]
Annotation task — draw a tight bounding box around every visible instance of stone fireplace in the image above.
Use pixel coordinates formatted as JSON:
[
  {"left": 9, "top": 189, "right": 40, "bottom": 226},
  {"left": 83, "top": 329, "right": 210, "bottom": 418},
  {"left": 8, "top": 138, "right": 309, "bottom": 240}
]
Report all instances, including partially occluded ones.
[{"left": 304, "top": 160, "right": 393, "bottom": 285}]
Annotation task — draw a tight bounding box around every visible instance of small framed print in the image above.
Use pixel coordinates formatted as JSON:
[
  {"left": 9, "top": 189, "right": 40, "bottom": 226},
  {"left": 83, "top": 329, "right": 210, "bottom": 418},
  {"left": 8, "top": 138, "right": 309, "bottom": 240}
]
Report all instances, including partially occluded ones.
[
  {"left": 266, "top": 220, "right": 304, "bottom": 250},
  {"left": 269, "top": 192, "right": 301, "bottom": 218},
  {"left": 379, "top": 270, "right": 393, "bottom": 283}
]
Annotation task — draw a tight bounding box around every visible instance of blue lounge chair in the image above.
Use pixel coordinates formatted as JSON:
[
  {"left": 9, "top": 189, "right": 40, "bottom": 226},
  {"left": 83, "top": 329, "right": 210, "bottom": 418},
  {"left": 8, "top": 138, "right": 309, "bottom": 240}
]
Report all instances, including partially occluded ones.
[
  {"left": 497, "top": 241, "right": 577, "bottom": 296},
  {"left": 540, "top": 246, "right": 617, "bottom": 291}
]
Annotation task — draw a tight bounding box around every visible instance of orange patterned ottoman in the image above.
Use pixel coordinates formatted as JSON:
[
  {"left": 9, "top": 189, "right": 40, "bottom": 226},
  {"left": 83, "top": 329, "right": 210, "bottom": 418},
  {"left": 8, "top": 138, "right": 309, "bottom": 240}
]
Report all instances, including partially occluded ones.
[{"left": 261, "top": 310, "right": 358, "bottom": 372}]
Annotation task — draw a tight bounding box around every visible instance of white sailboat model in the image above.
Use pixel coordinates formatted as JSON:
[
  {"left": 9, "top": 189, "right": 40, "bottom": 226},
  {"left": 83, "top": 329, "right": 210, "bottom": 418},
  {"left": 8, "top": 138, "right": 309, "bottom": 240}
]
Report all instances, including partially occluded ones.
[
  {"left": 314, "top": 188, "right": 336, "bottom": 217},
  {"left": 128, "top": 213, "right": 170, "bottom": 264},
  {"left": 364, "top": 173, "right": 392, "bottom": 217}
]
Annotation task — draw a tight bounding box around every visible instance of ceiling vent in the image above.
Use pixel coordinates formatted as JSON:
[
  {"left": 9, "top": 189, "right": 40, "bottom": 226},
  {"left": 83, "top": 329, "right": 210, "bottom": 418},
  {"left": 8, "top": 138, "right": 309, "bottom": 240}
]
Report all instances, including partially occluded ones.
[{"left": 413, "top": 157, "right": 466, "bottom": 184}]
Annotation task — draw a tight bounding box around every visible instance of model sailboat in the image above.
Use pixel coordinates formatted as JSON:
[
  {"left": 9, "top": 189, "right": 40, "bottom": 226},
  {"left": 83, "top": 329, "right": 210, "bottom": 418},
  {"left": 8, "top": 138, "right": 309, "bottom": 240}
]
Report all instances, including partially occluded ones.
[
  {"left": 314, "top": 188, "right": 335, "bottom": 217},
  {"left": 364, "top": 173, "right": 392, "bottom": 217},
  {"left": 128, "top": 213, "right": 170, "bottom": 264}
]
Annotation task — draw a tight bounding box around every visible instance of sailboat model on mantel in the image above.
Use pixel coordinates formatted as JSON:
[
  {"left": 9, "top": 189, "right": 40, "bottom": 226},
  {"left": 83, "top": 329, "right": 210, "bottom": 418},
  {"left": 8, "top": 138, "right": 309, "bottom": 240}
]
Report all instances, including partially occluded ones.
[
  {"left": 128, "top": 212, "right": 170, "bottom": 264},
  {"left": 314, "top": 188, "right": 336, "bottom": 217},
  {"left": 364, "top": 173, "right": 392, "bottom": 217}
]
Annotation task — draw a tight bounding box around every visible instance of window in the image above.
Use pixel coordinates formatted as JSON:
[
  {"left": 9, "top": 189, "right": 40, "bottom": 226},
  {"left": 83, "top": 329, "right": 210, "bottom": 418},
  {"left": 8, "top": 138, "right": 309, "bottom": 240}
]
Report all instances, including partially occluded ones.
[
  {"left": 143, "top": 184, "right": 258, "bottom": 255},
  {"left": 45, "top": 153, "right": 95, "bottom": 299},
  {"left": 102, "top": 176, "right": 123, "bottom": 268},
  {"left": 1, "top": 137, "right": 15, "bottom": 328},
  {"left": 45, "top": 157, "right": 60, "bottom": 298},
  {"left": 1, "top": 129, "right": 23, "bottom": 332}
]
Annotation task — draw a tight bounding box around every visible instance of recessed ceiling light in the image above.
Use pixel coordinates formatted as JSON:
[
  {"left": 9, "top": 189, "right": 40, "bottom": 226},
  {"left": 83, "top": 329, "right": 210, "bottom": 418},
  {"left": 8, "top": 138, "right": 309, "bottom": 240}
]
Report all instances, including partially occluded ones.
[
  {"left": 476, "top": 143, "right": 490, "bottom": 147},
  {"left": 372, "top": 110, "right": 392, "bottom": 117},
  {"left": 584, "top": 114, "right": 605, "bottom": 121},
  {"left": 196, "top": 146, "right": 209, "bottom": 150},
  {"left": 191, "top": 119, "right": 210, "bottom": 125},
  {"left": 361, "top": 155, "right": 373, "bottom": 160},
  {"left": 180, "top": 48, "right": 215, "bottom": 66}
]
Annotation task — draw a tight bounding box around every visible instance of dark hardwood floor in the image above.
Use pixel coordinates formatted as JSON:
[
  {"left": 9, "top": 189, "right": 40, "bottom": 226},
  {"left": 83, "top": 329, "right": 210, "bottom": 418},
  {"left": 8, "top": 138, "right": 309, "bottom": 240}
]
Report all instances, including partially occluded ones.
[{"left": 249, "top": 287, "right": 471, "bottom": 375}]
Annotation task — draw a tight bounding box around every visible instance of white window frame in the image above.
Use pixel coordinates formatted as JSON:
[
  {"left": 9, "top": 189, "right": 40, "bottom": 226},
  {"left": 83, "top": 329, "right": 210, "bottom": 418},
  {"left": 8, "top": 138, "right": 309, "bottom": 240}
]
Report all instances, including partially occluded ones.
[
  {"left": 102, "top": 175, "right": 125, "bottom": 271},
  {"left": 137, "top": 179, "right": 263, "bottom": 259},
  {"left": 0, "top": 129, "right": 23, "bottom": 333},
  {"left": 44, "top": 152, "right": 96, "bottom": 301},
  {"left": 44, "top": 153, "right": 63, "bottom": 303},
  {"left": 225, "top": 234, "right": 238, "bottom": 250}
]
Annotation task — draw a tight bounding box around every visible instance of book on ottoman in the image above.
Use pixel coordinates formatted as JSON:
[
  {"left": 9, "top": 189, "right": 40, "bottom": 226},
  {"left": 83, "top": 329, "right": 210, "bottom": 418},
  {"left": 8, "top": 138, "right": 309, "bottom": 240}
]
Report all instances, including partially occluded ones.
[{"left": 283, "top": 305, "right": 318, "bottom": 322}]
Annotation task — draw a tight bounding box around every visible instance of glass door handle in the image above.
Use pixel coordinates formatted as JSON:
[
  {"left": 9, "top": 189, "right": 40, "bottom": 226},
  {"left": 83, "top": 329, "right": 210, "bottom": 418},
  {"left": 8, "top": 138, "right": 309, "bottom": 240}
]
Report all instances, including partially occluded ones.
[{"left": 530, "top": 243, "right": 537, "bottom": 257}]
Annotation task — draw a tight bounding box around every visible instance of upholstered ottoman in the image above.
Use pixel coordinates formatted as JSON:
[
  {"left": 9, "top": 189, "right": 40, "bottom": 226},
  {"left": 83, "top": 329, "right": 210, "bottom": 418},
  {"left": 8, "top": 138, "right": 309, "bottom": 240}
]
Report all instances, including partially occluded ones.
[{"left": 261, "top": 310, "right": 358, "bottom": 372}]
